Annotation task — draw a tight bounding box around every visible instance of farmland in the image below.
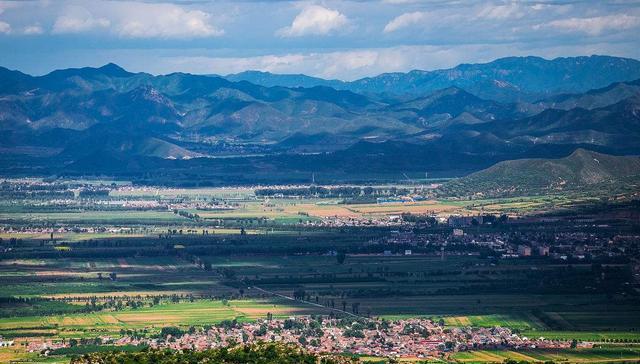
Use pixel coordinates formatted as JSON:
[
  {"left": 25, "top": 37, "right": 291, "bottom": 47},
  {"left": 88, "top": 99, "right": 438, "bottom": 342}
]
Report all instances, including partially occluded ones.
[
  {"left": 2, "top": 252, "right": 639, "bottom": 343},
  {"left": 1, "top": 178, "right": 639, "bottom": 363},
  {"left": 0, "top": 299, "right": 315, "bottom": 338},
  {"left": 453, "top": 347, "right": 640, "bottom": 363}
]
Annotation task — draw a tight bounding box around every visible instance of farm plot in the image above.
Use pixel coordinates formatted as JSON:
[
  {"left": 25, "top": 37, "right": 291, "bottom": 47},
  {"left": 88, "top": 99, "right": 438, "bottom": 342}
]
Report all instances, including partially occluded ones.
[
  {"left": 0, "top": 299, "right": 317, "bottom": 338},
  {"left": 0, "top": 256, "right": 231, "bottom": 298},
  {"left": 521, "top": 331, "right": 640, "bottom": 342},
  {"left": 443, "top": 313, "right": 545, "bottom": 331},
  {"left": 347, "top": 200, "right": 463, "bottom": 216},
  {"left": 0, "top": 210, "right": 188, "bottom": 225},
  {"left": 453, "top": 347, "right": 640, "bottom": 363}
]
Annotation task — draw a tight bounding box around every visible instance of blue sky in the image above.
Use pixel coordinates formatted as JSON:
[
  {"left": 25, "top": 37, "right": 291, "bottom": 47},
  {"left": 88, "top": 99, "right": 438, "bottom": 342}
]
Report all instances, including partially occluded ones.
[{"left": 1, "top": 0, "right": 639, "bottom": 80}]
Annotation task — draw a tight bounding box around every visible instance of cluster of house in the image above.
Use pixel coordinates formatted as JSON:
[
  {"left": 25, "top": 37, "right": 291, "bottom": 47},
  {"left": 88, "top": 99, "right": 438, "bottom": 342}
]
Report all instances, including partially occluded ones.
[
  {"left": 28, "top": 317, "right": 585, "bottom": 360},
  {"left": 307, "top": 216, "right": 406, "bottom": 228},
  {"left": 1, "top": 226, "right": 140, "bottom": 236},
  {"left": 26, "top": 339, "right": 65, "bottom": 353},
  {"left": 374, "top": 227, "right": 636, "bottom": 261},
  {"left": 305, "top": 213, "right": 497, "bottom": 229},
  {"left": 8, "top": 194, "right": 233, "bottom": 212},
  {"left": 491, "top": 231, "right": 635, "bottom": 261},
  {"left": 0, "top": 337, "right": 14, "bottom": 347}
]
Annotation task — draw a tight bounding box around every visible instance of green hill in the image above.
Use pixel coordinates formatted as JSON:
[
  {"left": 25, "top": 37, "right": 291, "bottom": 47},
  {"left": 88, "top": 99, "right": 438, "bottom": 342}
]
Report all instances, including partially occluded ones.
[{"left": 440, "top": 149, "right": 640, "bottom": 197}]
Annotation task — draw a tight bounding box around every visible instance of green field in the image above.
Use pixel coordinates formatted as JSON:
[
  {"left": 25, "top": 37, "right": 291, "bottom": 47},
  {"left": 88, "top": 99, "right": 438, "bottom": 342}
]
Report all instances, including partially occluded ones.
[
  {"left": 0, "top": 299, "right": 318, "bottom": 338},
  {"left": 453, "top": 347, "right": 640, "bottom": 363},
  {"left": 0, "top": 210, "right": 189, "bottom": 225},
  {"left": 520, "top": 331, "right": 640, "bottom": 342},
  {"left": 2, "top": 254, "right": 638, "bottom": 342},
  {"left": 442, "top": 314, "right": 545, "bottom": 330}
]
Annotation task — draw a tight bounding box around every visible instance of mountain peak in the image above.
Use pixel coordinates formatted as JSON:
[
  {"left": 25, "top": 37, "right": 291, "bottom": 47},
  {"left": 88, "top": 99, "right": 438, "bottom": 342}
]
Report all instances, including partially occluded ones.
[
  {"left": 98, "top": 63, "right": 133, "bottom": 77},
  {"left": 43, "top": 63, "right": 134, "bottom": 80},
  {"left": 567, "top": 148, "right": 599, "bottom": 160}
]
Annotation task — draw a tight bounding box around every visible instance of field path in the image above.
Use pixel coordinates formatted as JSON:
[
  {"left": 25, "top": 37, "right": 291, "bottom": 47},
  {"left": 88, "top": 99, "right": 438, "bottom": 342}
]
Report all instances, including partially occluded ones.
[{"left": 250, "top": 286, "right": 365, "bottom": 319}]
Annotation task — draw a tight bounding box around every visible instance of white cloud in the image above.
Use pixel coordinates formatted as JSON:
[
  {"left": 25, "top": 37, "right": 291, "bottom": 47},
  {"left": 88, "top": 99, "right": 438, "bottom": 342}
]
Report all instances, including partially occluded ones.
[
  {"left": 168, "top": 54, "right": 309, "bottom": 75},
  {"left": 3, "top": 0, "right": 640, "bottom": 77},
  {"left": 277, "top": 5, "right": 348, "bottom": 37},
  {"left": 23, "top": 24, "right": 43, "bottom": 35},
  {"left": 531, "top": 4, "right": 548, "bottom": 11},
  {"left": 113, "top": 2, "right": 223, "bottom": 38},
  {"left": 382, "top": 0, "right": 423, "bottom": 3},
  {"left": 51, "top": 2, "right": 222, "bottom": 38},
  {"left": 0, "top": 1, "right": 19, "bottom": 15},
  {"left": 543, "top": 14, "right": 640, "bottom": 36},
  {"left": 383, "top": 11, "right": 427, "bottom": 33},
  {"left": 52, "top": 7, "right": 110, "bottom": 34},
  {"left": 476, "top": 3, "right": 525, "bottom": 20},
  {"left": 0, "top": 20, "right": 10, "bottom": 34},
  {"left": 382, "top": 2, "right": 592, "bottom": 37},
  {"left": 158, "top": 45, "right": 509, "bottom": 80}
]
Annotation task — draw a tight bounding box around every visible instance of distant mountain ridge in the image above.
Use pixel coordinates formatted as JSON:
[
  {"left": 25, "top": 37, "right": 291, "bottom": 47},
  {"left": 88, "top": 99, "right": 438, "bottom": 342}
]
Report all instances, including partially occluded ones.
[
  {"left": 225, "top": 55, "right": 640, "bottom": 102},
  {"left": 535, "top": 79, "right": 640, "bottom": 110},
  {"left": 387, "top": 86, "right": 539, "bottom": 127},
  {"left": 225, "top": 71, "right": 345, "bottom": 89}
]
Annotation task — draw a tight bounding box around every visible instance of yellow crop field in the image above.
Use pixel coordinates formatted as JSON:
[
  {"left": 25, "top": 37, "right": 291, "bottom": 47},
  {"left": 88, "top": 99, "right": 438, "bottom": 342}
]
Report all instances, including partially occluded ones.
[
  {"left": 284, "top": 203, "right": 359, "bottom": 218},
  {"left": 349, "top": 200, "right": 462, "bottom": 215}
]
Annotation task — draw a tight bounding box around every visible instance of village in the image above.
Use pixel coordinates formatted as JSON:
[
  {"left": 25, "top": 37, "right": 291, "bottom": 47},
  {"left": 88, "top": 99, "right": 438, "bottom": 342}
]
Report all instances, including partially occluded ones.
[{"left": 26, "top": 316, "right": 583, "bottom": 360}]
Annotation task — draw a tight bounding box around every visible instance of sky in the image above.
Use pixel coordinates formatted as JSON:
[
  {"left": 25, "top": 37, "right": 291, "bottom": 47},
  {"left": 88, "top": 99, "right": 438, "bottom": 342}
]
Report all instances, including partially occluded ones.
[{"left": 1, "top": 0, "right": 639, "bottom": 80}]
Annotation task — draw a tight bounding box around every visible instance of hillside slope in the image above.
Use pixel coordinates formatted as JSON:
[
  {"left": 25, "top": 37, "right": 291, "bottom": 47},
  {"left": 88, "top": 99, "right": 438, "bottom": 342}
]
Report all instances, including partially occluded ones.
[{"left": 440, "top": 149, "right": 640, "bottom": 197}]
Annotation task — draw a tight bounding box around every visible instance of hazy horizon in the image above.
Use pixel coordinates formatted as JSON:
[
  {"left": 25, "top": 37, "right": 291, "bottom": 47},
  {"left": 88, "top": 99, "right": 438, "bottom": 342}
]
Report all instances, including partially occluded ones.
[{"left": 4, "top": 53, "right": 640, "bottom": 81}]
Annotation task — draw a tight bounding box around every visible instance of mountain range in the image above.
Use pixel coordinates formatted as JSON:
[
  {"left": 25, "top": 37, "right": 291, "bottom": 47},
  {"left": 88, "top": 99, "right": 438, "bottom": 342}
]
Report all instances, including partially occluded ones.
[
  {"left": 226, "top": 55, "right": 640, "bottom": 102},
  {"left": 1, "top": 55, "right": 640, "bottom": 185}
]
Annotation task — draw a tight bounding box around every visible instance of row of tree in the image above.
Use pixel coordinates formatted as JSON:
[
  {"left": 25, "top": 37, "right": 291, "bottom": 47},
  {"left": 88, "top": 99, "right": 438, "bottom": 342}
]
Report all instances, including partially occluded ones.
[{"left": 256, "top": 186, "right": 410, "bottom": 198}]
